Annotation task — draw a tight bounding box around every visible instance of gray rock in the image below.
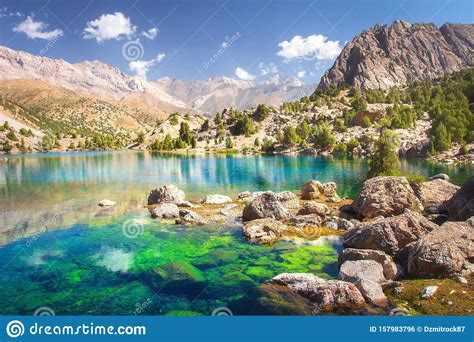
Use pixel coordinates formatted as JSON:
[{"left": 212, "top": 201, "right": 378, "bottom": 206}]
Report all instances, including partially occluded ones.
[
  {"left": 301, "top": 180, "right": 341, "bottom": 202},
  {"left": 176, "top": 210, "right": 206, "bottom": 226},
  {"left": 176, "top": 201, "right": 194, "bottom": 208},
  {"left": 429, "top": 173, "right": 449, "bottom": 181},
  {"left": 290, "top": 214, "right": 322, "bottom": 228},
  {"left": 98, "top": 199, "right": 116, "bottom": 207},
  {"left": 419, "top": 179, "right": 459, "bottom": 207},
  {"left": 337, "top": 218, "right": 355, "bottom": 231},
  {"left": 338, "top": 260, "right": 385, "bottom": 283},
  {"left": 343, "top": 209, "right": 438, "bottom": 255},
  {"left": 243, "top": 218, "right": 289, "bottom": 244},
  {"left": 401, "top": 220, "right": 473, "bottom": 278},
  {"left": 355, "top": 279, "right": 388, "bottom": 307},
  {"left": 151, "top": 203, "right": 180, "bottom": 219},
  {"left": 352, "top": 176, "right": 423, "bottom": 219},
  {"left": 420, "top": 285, "right": 438, "bottom": 298},
  {"left": 270, "top": 273, "right": 366, "bottom": 313},
  {"left": 297, "top": 202, "right": 331, "bottom": 217},
  {"left": 276, "top": 191, "right": 300, "bottom": 209},
  {"left": 440, "top": 176, "right": 474, "bottom": 221},
  {"left": 339, "top": 248, "right": 398, "bottom": 280},
  {"left": 242, "top": 191, "right": 288, "bottom": 222},
  {"left": 148, "top": 185, "right": 185, "bottom": 205},
  {"left": 202, "top": 194, "right": 232, "bottom": 204}
]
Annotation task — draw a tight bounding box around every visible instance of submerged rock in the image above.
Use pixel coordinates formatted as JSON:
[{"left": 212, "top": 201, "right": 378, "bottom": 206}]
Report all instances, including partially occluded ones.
[
  {"left": 243, "top": 218, "right": 289, "bottom": 244},
  {"left": 343, "top": 209, "right": 438, "bottom": 255},
  {"left": 351, "top": 176, "right": 423, "bottom": 219},
  {"left": 144, "top": 261, "right": 205, "bottom": 296},
  {"left": 242, "top": 191, "right": 288, "bottom": 222},
  {"left": 148, "top": 185, "right": 185, "bottom": 205},
  {"left": 98, "top": 199, "right": 116, "bottom": 207},
  {"left": 270, "top": 273, "right": 366, "bottom": 313},
  {"left": 151, "top": 203, "right": 180, "bottom": 219},
  {"left": 440, "top": 176, "right": 474, "bottom": 221},
  {"left": 339, "top": 248, "right": 398, "bottom": 279},
  {"left": 401, "top": 220, "right": 473, "bottom": 278},
  {"left": 202, "top": 194, "right": 232, "bottom": 204}
]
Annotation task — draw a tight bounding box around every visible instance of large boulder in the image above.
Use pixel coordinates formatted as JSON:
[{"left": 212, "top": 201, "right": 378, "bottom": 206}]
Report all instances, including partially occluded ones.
[
  {"left": 339, "top": 248, "right": 398, "bottom": 279},
  {"left": 270, "top": 273, "right": 366, "bottom": 313},
  {"left": 276, "top": 191, "right": 300, "bottom": 209},
  {"left": 151, "top": 203, "right": 180, "bottom": 218},
  {"left": 343, "top": 210, "right": 438, "bottom": 255},
  {"left": 148, "top": 185, "right": 185, "bottom": 205},
  {"left": 440, "top": 176, "right": 474, "bottom": 221},
  {"left": 301, "top": 180, "right": 341, "bottom": 202},
  {"left": 242, "top": 191, "right": 288, "bottom": 222},
  {"left": 243, "top": 218, "right": 290, "bottom": 244},
  {"left": 401, "top": 220, "right": 473, "bottom": 278},
  {"left": 351, "top": 176, "right": 423, "bottom": 219},
  {"left": 338, "top": 260, "right": 385, "bottom": 283},
  {"left": 419, "top": 179, "right": 459, "bottom": 207}
]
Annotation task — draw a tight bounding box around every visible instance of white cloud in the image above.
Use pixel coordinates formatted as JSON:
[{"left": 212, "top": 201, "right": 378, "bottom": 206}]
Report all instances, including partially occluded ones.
[
  {"left": 142, "top": 27, "right": 158, "bottom": 40},
  {"left": 0, "top": 7, "right": 22, "bottom": 18},
  {"left": 84, "top": 12, "right": 136, "bottom": 43},
  {"left": 277, "top": 34, "right": 342, "bottom": 60},
  {"left": 234, "top": 67, "right": 255, "bottom": 81},
  {"left": 13, "top": 16, "right": 62, "bottom": 40},
  {"left": 259, "top": 62, "right": 278, "bottom": 75},
  {"left": 129, "top": 53, "right": 165, "bottom": 79},
  {"left": 297, "top": 71, "right": 306, "bottom": 78}
]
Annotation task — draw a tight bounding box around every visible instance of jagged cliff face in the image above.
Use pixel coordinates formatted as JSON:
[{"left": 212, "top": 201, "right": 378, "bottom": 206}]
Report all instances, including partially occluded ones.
[{"left": 318, "top": 20, "right": 473, "bottom": 90}]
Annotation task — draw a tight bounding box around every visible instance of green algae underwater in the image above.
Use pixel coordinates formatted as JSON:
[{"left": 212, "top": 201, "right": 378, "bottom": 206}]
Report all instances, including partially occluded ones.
[
  {"left": 0, "top": 151, "right": 472, "bottom": 315},
  {"left": 0, "top": 210, "right": 341, "bottom": 315}
]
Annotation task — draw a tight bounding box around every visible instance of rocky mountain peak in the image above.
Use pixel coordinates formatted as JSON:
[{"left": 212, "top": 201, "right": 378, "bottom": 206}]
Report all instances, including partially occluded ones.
[{"left": 317, "top": 21, "right": 473, "bottom": 90}]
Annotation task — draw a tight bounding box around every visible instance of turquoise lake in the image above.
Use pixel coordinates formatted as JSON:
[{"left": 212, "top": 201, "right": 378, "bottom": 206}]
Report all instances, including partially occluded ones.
[{"left": 0, "top": 151, "right": 472, "bottom": 315}]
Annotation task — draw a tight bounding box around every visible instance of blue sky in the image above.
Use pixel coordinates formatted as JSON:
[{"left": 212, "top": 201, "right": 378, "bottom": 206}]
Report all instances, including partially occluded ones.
[{"left": 0, "top": 0, "right": 472, "bottom": 84}]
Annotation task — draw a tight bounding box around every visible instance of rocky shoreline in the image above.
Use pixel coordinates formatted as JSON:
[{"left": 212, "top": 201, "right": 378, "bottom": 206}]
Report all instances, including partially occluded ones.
[{"left": 124, "top": 172, "right": 473, "bottom": 315}]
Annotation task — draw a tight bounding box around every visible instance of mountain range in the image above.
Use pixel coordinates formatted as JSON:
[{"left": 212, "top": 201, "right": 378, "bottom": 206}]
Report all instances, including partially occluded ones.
[{"left": 0, "top": 45, "right": 314, "bottom": 116}]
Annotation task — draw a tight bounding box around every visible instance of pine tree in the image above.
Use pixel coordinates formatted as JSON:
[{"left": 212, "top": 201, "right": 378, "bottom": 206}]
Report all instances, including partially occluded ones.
[
  {"left": 367, "top": 129, "right": 400, "bottom": 179},
  {"left": 432, "top": 122, "right": 452, "bottom": 152}
]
